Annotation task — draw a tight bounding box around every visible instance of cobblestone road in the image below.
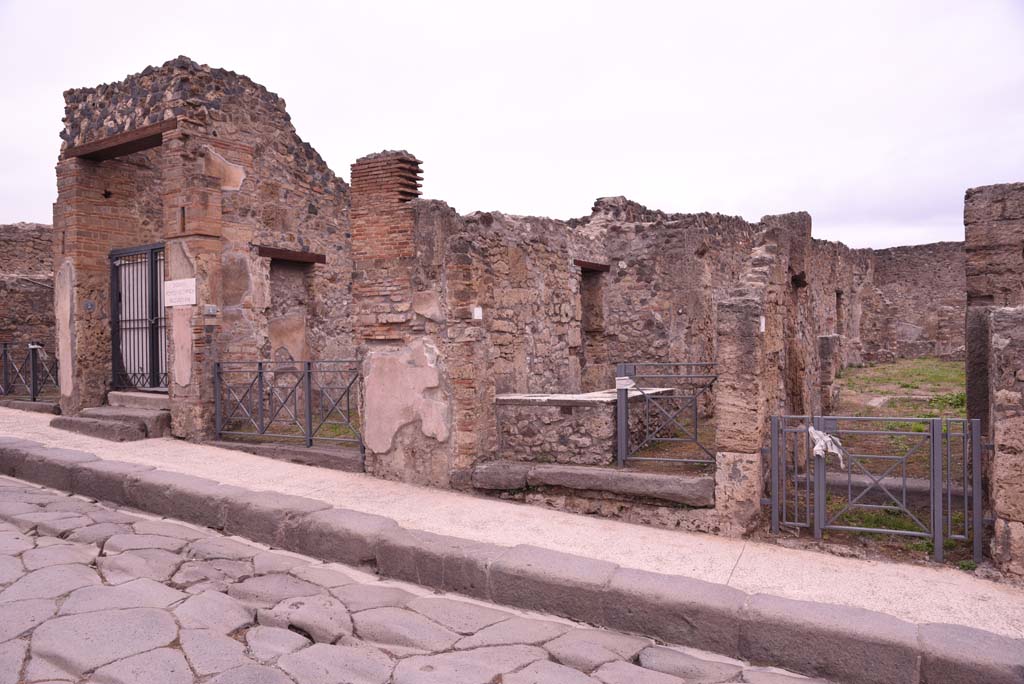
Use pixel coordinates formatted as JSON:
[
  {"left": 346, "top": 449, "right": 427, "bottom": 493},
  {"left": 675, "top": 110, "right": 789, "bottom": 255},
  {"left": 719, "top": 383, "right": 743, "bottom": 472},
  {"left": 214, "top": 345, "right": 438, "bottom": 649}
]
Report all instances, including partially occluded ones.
[{"left": 0, "top": 474, "right": 829, "bottom": 683}]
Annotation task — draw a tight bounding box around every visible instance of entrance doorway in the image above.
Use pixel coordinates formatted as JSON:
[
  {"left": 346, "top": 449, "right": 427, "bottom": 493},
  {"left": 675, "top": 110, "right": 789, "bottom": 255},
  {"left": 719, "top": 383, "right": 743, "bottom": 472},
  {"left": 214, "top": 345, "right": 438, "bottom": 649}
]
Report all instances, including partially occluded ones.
[{"left": 110, "top": 243, "right": 167, "bottom": 390}]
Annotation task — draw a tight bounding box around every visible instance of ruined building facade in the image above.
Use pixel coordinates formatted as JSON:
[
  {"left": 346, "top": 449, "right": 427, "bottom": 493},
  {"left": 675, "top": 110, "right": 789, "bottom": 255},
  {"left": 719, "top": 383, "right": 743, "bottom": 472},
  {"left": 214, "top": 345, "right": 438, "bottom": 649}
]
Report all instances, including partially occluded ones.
[
  {"left": 46, "top": 58, "right": 989, "bottom": 546},
  {"left": 0, "top": 223, "right": 55, "bottom": 349}
]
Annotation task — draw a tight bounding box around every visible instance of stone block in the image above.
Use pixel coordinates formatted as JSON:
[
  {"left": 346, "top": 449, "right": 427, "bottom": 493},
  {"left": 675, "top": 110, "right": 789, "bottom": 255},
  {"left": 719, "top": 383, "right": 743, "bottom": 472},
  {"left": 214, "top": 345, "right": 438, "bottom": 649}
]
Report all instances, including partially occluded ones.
[
  {"left": 222, "top": 490, "right": 331, "bottom": 546},
  {"left": 526, "top": 464, "right": 714, "bottom": 507},
  {"left": 738, "top": 594, "right": 920, "bottom": 684},
  {"left": 124, "top": 469, "right": 248, "bottom": 529},
  {"left": 992, "top": 518, "right": 1024, "bottom": 577},
  {"left": 70, "top": 459, "right": 154, "bottom": 504},
  {"left": 638, "top": 645, "right": 743, "bottom": 683},
  {"left": 602, "top": 568, "right": 746, "bottom": 657},
  {"left": 50, "top": 415, "right": 147, "bottom": 441},
  {"left": 918, "top": 623, "right": 1024, "bottom": 684},
  {"left": 375, "top": 527, "right": 505, "bottom": 599},
  {"left": 0, "top": 439, "right": 36, "bottom": 476},
  {"left": 16, "top": 446, "right": 98, "bottom": 491},
  {"left": 488, "top": 544, "right": 618, "bottom": 625},
  {"left": 471, "top": 461, "right": 531, "bottom": 490},
  {"left": 282, "top": 507, "right": 400, "bottom": 566}
]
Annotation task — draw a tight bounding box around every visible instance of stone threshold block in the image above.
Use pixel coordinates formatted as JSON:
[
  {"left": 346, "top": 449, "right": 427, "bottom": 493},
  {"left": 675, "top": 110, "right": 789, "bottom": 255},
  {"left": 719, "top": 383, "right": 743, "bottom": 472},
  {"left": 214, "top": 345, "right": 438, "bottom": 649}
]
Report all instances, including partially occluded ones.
[{"left": 471, "top": 461, "right": 715, "bottom": 507}]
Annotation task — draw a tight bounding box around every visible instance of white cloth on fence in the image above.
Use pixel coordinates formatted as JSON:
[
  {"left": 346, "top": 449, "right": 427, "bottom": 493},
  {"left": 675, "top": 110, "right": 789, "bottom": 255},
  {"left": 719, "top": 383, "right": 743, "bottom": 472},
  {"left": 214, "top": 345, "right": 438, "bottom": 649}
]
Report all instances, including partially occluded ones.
[{"left": 808, "top": 426, "right": 847, "bottom": 470}]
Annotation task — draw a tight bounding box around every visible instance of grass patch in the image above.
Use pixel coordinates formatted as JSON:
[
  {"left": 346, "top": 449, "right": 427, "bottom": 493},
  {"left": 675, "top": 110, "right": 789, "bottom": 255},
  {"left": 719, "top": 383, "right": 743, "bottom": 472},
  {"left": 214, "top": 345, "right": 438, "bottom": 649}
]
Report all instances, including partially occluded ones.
[{"left": 841, "top": 358, "right": 965, "bottom": 397}]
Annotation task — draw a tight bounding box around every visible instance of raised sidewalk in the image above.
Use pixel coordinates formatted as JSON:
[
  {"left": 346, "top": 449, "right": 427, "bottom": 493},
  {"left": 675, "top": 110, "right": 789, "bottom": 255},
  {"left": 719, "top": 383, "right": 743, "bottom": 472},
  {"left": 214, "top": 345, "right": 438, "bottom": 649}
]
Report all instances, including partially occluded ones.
[{"left": 1, "top": 407, "right": 1024, "bottom": 683}]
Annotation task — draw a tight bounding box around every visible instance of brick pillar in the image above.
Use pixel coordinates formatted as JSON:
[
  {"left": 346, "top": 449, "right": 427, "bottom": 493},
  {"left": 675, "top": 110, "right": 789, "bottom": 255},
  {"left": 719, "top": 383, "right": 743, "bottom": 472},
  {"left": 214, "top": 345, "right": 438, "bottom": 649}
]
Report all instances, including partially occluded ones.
[
  {"left": 350, "top": 152, "right": 455, "bottom": 486},
  {"left": 350, "top": 151, "right": 422, "bottom": 341},
  {"left": 161, "top": 125, "right": 225, "bottom": 440}
]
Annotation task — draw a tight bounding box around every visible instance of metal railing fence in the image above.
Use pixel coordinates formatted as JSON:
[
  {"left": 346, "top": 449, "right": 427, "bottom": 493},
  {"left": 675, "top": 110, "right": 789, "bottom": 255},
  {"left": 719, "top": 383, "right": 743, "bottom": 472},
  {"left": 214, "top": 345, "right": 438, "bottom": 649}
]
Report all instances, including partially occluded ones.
[
  {"left": 0, "top": 343, "right": 59, "bottom": 402},
  {"left": 214, "top": 360, "right": 363, "bottom": 459}
]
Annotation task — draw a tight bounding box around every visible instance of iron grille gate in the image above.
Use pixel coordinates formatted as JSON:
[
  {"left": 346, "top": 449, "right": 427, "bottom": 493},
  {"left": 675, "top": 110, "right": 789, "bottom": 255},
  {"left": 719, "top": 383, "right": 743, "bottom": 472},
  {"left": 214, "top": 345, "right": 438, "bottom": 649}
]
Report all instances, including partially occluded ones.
[
  {"left": 615, "top": 362, "right": 717, "bottom": 466},
  {"left": 110, "top": 244, "right": 167, "bottom": 390},
  {"left": 0, "top": 343, "right": 59, "bottom": 401},
  {"left": 769, "top": 415, "right": 983, "bottom": 563}
]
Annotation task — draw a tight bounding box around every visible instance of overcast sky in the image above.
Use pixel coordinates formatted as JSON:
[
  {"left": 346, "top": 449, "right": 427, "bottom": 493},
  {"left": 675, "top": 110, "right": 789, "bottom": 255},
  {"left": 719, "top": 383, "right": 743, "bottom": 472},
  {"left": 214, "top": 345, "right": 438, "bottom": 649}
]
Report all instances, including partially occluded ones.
[{"left": 1, "top": 1, "right": 1021, "bottom": 247}]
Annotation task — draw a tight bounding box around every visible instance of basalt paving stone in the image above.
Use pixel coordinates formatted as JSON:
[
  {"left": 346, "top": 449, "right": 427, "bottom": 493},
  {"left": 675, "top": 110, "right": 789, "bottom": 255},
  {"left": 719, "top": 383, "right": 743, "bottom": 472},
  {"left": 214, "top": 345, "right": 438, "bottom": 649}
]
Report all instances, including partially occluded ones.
[
  {"left": 500, "top": 659, "right": 601, "bottom": 684},
  {"left": 179, "top": 628, "right": 252, "bottom": 676},
  {"left": 0, "top": 501, "right": 39, "bottom": 518},
  {"left": 392, "top": 645, "right": 548, "bottom": 684},
  {"left": 98, "top": 548, "right": 182, "bottom": 584},
  {"left": 639, "top": 646, "right": 745, "bottom": 683},
  {"left": 173, "top": 589, "right": 254, "bottom": 634},
  {"left": 592, "top": 660, "right": 686, "bottom": 684},
  {"left": 0, "top": 638, "right": 27, "bottom": 684},
  {"left": 257, "top": 594, "right": 353, "bottom": 643},
  {"left": 227, "top": 572, "right": 325, "bottom": 608},
  {"left": 188, "top": 536, "right": 260, "bottom": 561},
  {"left": 0, "top": 563, "right": 100, "bottom": 602},
  {"left": 455, "top": 616, "right": 573, "bottom": 649},
  {"left": 253, "top": 550, "right": 311, "bottom": 575},
  {"left": 133, "top": 519, "right": 215, "bottom": 541},
  {"left": 36, "top": 514, "right": 97, "bottom": 537},
  {"left": 741, "top": 668, "right": 833, "bottom": 683},
  {"left": 290, "top": 563, "right": 355, "bottom": 588},
  {"left": 544, "top": 628, "right": 653, "bottom": 671},
  {"left": 352, "top": 606, "right": 461, "bottom": 652},
  {"left": 406, "top": 596, "right": 513, "bottom": 634},
  {"left": 21, "top": 541, "right": 98, "bottom": 570},
  {"left": 277, "top": 642, "right": 395, "bottom": 684},
  {"left": 104, "top": 532, "right": 188, "bottom": 554},
  {"left": 59, "top": 577, "right": 187, "bottom": 614},
  {"left": 0, "top": 554, "right": 24, "bottom": 583},
  {"left": 10, "top": 509, "right": 87, "bottom": 532},
  {"left": 0, "top": 529, "right": 34, "bottom": 554},
  {"left": 88, "top": 647, "right": 194, "bottom": 684},
  {"left": 29, "top": 607, "right": 178, "bottom": 678},
  {"left": 66, "top": 522, "right": 133, "bottom": 545},
  {"left": 245, "top": 625, "right": 312, "bottom": 662},
  {"left": 209, "top": 663, "right": 295, "bottom": 684},
  {"left": 171, "top": 558, "right": 254, "bottom": 588},
  {"left": 0, "top": 598, "right": 56, "bottom": 642},
  {"left": 85, "top": 509, "right": 139, "bottom": 525},
  {"left": 330, "top": 582, "right": 416, "bottom": 612},
  {"left": 42, "top": 498, "right": 99, "bottom": 514}
]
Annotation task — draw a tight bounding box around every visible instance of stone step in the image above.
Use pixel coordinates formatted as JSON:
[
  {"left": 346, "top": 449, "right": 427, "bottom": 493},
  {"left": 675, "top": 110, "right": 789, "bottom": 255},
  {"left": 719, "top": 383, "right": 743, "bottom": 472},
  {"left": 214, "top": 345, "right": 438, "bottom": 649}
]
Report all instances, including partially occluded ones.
[
  {"left": 49, "top": 416, "right": 147, "bottom": 442},
  {"left": 0, "top": 399, "right": 61, "bottom": 414},
  {"left": 107, "top": 390, "right": 169, "bottom": 411},
  {"left": 79, "top": 406, "right": 171, "bottom": 438},
  {"left": 207, "top": 440, "right": 364, "bottom": 473},
  {"left": 471, "top": 461, "right": 715, "bottom": 507}
]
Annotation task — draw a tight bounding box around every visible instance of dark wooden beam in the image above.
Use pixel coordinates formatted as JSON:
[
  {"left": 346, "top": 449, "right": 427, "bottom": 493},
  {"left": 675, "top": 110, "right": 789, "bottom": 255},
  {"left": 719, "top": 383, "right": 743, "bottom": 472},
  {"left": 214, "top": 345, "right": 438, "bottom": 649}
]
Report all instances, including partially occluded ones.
[
  {"left": 256, "top": 245, "right": 327, "bottom": 264},
  {"left": 64, "top": 118, "right": 178, "bottom": 162},
  {"left": 573, "top": 258, "right": 611, "bottom": 272}
]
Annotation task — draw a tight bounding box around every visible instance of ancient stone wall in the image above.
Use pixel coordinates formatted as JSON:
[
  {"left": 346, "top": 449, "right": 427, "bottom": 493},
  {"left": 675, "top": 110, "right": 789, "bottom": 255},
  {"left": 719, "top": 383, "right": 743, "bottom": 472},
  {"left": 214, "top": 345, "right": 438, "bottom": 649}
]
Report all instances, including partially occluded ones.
[
  {"left": 56, "top": 57, "right": 352, "bottom": 436},
  {"left": 987, "top": 306, "right": 1024, "bottom": 576},
  {"left": 0, "top": 223, "right": 54, "bottom": 350},
  {"left": 964, "top": 183, "right": 1024, "bottom": 432}
]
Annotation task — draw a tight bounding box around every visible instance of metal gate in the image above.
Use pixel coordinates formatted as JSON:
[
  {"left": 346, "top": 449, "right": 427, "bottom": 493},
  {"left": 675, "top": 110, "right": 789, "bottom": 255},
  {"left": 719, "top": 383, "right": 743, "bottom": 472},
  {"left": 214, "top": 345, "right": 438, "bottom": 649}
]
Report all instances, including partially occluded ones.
[
  {"left": 110, "top": 244, "right": 167, "bottom": 390},
  {"left": 615, "top": 362, "right": 717, "bottom": 466},
  {"left": 769, "top": 415, "right": 983, "bottom": 563}
]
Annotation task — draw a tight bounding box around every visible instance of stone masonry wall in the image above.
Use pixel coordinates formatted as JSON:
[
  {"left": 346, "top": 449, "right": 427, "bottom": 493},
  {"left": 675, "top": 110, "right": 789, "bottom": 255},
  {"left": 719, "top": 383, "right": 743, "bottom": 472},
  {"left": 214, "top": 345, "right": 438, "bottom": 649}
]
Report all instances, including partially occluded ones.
[{"left": 0, "top": 223, "right": 54, "bottom": 350}]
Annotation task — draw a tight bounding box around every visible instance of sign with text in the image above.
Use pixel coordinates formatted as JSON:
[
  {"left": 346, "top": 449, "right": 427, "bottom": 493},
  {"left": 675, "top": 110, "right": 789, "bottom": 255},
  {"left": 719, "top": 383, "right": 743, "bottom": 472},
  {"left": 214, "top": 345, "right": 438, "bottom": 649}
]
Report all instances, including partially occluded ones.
[{"left": 164, "top": 278, "right": 197, "bottom": 307}]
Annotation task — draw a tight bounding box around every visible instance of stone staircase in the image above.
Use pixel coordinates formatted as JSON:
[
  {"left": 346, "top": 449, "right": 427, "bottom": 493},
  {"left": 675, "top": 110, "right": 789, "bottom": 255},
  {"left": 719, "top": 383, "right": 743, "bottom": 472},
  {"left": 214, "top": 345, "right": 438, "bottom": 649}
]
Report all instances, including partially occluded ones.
[{"left": 50, "top": 391, "right": 171, "bottom": 442}]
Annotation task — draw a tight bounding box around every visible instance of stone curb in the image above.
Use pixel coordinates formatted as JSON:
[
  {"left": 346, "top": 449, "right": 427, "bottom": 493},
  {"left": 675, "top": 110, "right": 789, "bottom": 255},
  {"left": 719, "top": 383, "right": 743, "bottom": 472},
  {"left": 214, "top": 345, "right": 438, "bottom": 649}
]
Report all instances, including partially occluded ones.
[{"left": 0, "top": 439, "right": 1021, "bottom": 684}]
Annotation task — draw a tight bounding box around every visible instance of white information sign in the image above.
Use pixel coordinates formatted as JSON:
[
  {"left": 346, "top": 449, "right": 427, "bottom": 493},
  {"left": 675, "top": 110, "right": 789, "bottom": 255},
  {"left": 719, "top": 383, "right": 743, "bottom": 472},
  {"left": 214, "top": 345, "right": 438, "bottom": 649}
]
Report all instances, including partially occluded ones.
[{"left": 164, "top": 278, "right": 197, "bottom": 307}]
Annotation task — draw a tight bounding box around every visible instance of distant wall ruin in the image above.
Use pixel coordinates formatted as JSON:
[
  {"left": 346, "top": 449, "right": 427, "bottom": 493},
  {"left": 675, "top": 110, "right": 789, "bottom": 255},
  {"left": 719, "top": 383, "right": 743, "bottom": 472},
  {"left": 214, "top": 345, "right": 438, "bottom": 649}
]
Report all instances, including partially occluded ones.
[{"left": 0, "top": 223, "right": 54, "bottom": 350}]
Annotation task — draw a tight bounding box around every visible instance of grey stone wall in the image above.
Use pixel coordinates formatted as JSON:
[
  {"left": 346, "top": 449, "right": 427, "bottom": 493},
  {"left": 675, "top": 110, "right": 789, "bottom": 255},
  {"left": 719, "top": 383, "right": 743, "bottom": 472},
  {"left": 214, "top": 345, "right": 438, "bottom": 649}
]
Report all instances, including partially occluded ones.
[{"left": 0, "top": 223, "right": 54, "bottom": 349}]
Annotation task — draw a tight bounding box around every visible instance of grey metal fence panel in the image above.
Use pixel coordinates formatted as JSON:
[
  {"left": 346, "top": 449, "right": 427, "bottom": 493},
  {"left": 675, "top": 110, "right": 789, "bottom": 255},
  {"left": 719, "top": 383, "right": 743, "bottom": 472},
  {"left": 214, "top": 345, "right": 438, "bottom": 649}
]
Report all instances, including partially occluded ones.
[{"left": 0, "top": 343, "right": 59, "bottom": 402}]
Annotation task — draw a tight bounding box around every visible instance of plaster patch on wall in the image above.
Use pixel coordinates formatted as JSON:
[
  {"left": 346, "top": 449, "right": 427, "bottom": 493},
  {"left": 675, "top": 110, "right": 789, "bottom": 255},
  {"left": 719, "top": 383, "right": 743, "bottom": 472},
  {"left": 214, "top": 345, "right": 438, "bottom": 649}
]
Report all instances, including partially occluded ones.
[
  {"left": 54, "top": 261, "right": 74, "bottom": 397},
  {"left": 171, "top": 308, "right": 192, "bottom": 387},
  {"left": 203, "top": 146, "right": 246, "bottom": 190},
  {"left": 363, "top": 339, "right": 451, "bottom": 453}
]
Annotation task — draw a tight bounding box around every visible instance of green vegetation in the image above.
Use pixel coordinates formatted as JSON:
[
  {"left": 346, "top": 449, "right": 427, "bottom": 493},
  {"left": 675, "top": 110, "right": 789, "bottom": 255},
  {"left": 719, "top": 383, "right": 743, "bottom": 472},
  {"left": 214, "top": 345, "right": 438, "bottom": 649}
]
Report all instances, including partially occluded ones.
[
  {"left": 841, "top": 358, "right": 965, "bottom": 397},
  {"left": 958, "top": 560, "right": 977, "bottom": 572}
]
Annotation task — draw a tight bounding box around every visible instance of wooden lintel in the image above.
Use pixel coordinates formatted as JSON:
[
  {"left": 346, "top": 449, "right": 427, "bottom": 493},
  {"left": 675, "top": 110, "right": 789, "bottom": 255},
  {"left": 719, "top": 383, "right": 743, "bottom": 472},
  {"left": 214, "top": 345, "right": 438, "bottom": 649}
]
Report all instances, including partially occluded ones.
[
  {"left": 573, "top": 258, "right": 611, "bottom": 272},
  {"left": 64, "top": 118, "right": 178, "bottom": 162},
  {"left": 256, "top": 245, "right": 327, "bottom": 264}
]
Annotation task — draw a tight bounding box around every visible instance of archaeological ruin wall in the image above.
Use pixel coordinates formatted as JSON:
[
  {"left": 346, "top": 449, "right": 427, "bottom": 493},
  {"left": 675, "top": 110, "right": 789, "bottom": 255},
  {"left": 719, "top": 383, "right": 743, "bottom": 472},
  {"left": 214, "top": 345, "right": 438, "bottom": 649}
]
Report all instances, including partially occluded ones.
[
  {"left": 0, "top": 223, "right": 55, "bottom": 350},
  {"left": 55, "top": 57, "right": 352, "bottom": 436}
]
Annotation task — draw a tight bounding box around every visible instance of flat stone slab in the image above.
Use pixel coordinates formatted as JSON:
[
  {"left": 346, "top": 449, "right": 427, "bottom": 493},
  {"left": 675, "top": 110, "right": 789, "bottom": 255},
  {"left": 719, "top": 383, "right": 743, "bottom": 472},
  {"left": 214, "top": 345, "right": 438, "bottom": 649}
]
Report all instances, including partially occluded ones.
[
  {"left": 353, "top": 606, "right": 460, "bottom": 652},
  {"left": 90, "top": 646, "right": 193, "bottom": 684},
  {"left": 172, "top": 558, "right": 253, "bottom": 589},
  {"left": 227, "top": 573, "right": 324, "bottom": 608},
  {"left": 133, "top": 519, "right": 215, "bottom": 541},
  {"left": 29, "top": 607, "right": 178, "bottom": 678},
  {"left": 258, "top": 594, "right": 353, "bottom": 643},
  {"left": 98, "top": 548, "right": 181, "bottom": 584},
  {"left": 245, "top": 626, "right": 311, "bottom": 662},
  {"left": 67, "top": 522, "right": 134, "bottom": 545},
  {"left": 180, "top": 628, "right": 251, "bottom": 676},
  {"left": 456, "top": 617, "right": 572, "bottom": 649},
  {"left": 173, "top": 589, "right": 254, "bottom": 634},
  {"left": 592, "top": 660, "right": 685, "bottom": 684},
  {"left": 638, "top": 646, "right": 744, "bottom": 683},
  {"left": 0, "top": 554, "right": 24, "bottom": 584},
  {"left": 501, "top": 659, "right": 600, "bottom": 683},
  {"left": 290, "top": 563, "right": 355, "bottom": 588},
  {"left": 278, "top": 642, "right": 394, "bottom": 684},
  {"left": 188, "top": 536, "right": 260, "bottom": 560},
  {"left": 406, "top": 596, "right": 511, "bottom": 634},
  {"left": 0, "top": 563, "right": 100, "bottom": 602},
  {"left": 210, "top": 663, "right": 295, "bottom": 684},
  {"left": 104, "top": 532, "right": 188, "bottom": 554},
  {"left": 526, "top": 464, "right": 715, "bottom": 506},
  {"left": 21, "top": 541, "right": 98, "bottom": 570},
  {"left": 59, "top": 577, "right": 187, "bottom": 615},
  {"left": 50, "top": 415, "right": 147, "bottom": 442},
  {"left": 331, "top": 582, "right": 415, "bottom": 612},
  {"left": 0, "top": 638, "right": 27, "bottom": 684},
  {"left": 0, "top": 598, "right": 56, "bottom": 642},
  {"left": 393, "top": 645, "right": 548, "bottom": 684}
]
